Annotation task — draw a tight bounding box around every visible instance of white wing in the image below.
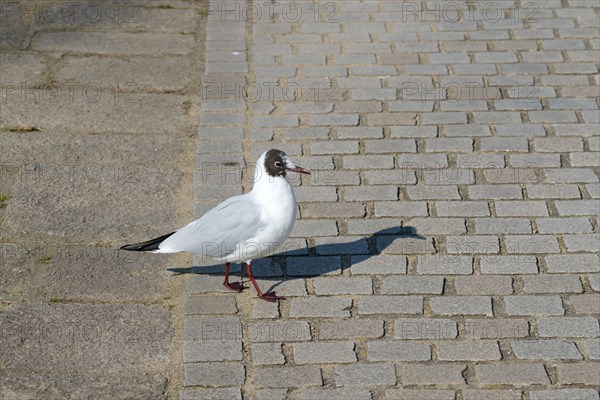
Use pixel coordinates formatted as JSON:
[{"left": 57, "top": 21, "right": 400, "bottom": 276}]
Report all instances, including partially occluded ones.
[{"left": 157, "top": 194, "right": 267, "bottom": 259}]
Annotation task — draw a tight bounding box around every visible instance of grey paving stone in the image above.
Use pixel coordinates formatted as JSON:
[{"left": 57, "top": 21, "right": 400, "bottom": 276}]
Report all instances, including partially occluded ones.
[
  {"left": 337, "top": 126, "right": 383, "bottom": 139},
  {"left": 312, "top": 276, "right": 372, "bottom": 295},
  {"left": 469, "top": 184, "right": 523, "bottom": 199},
  {"left": 364, "top": 112, "right": 416, "bottom": 126},
  {"left": 184, "top": 363, "right": 245, "bottom": 387},
  {"left": 313, "top": 237, "right": 369, "bottom": 256},
  {"left": 545, "top": 168, "right": 598, "bottom": 184},
  {"left": 511, "top": 339, "right": 582, "bottom": 360},
  {"left": 368, "top": 341, "right": 431, "bottom": 361},
  {"left": 383, "top": 389, "right": 455, "bottom": 400},
  {"left": 287, "top": 256, "right": 341, "bottom": 276},
  {"left": 247, "top": 321, "right": 311, "bottom": 343},
  {"left": 436, "top": 340, "right": 502, "bottom": 361},
  {"left": 289, "top": 297, "right": 352, "bottom": 318},
  {"left": 464, "top": 318, "right": 529, "bottom": 339},
  {"left": 496, "top": 124, "right": 546, "bottom": 136},
  {"left": 406, "top": 217, "right": 467, "bottom": 235},
  {"left": 424, "top": 168, "right": 475, "bottom": 185},
  {"left": 187, "top": 275, "right": 236, "bottom": 294},
  {"left": 538, "top": 317, "right": 599, "bottom": 338},
  {"left": 480, "top": 256, "right": 538, "bottom": 274},
  {"left": 294, "top": 187, "right": 338, "bottom": 202},
  {"left": 504, "top": 235, "right": 560, "bottom": 254},
  {"left": 527, "top": 184, "right": 581, "bottom": 199},
  {"left": 299, "top": 388, "right": 373, "bottom": 400},
  {"left": 180, "top": 388, "right": 242, "bottom": 400},
  {"left": 251, "top": 343, "right": 285, "bottom": 365},
  {"left": 555, "top": 363, "right": 600, "bottom": 385},
  {"left": 359, "top": 296, "right": 423, "bottom": 315},
  {"left": 344, "top": 155, "right": 395, "bottom": 170},
  {"left": 455, "top": 276, "right": 513, "bottom": 295},
  {"left": 462, "top": 389, "right": 522, "bottom": 400},
  {"left": 529, "top": 389, "right": 600, "bottom": 400},
  {"left": 364, "top": 139, "right": 417, "bottom": 154},
  {"left": 251, "top": 299, "right": 279, "bottom": 319},
  {"left": 364, "top": 169, "right": 417, "bottom": 185},
  {"left": 406, "top": 186, "right": 461, "bottom": 200},
  {"left": 480, "top": 137, "right": 529, "bottom": 151},
  {"left": 416, "top": 255, "right": 473, "bottom": 275},
  {"left": 436, "top": 201, "right": 490, "bottom": 217},
  {"left": 397, "top": 153, "right": 449, "bottom": 169},
  {"left": 523, "top": 275, "right": 583, "bottom": 294},
  {"left": 445, "top": 236, "right": 500, "bottom": 254},
  {"left": 537, "top": 217, "right": 593, "bottom": 234},
  {"left": 495, "top": 201, "right": 549, "bottom": 216},
  {"left": 400, "top": 364, "right": 466, "bottom": 385},
  {"left": 344, "top": 185, "right": 398, "bottom": 201},
  {"left": 483, "top": 168, "right": 539, "bottom": 183},
  {"left": 509, "top": 154, "right": 562, "bottom": 169},
  {"left": 335, "top": 364, "right": 396, "bottom": 386},
  {"left": 570, "top": 294, "right": 600, "bottom": 315},
  {"left": 184, "top": 339, "right": 242, "bottom": 362},
  {"left": 395, "top": 318, "right": 458, "bottom": 340},
  {"left": 504, "top": 296, "right": 564, "bottom": 316},
  {"left": 545, "top": 254, "right": 600, "bottom": 273},
  {"left": 310, "top": 140, "right": 358, "bottom": 155},
  {"left": 254, "top": 367, "right": 322, "bottom": 388},
  {"left": 291, "top": 220, "right": 339, "bottom": 237},
  {"left": 555, "top": 200, "right": 599, "bottom": 216},
  {"left": 563, "top": 234, "right": 600, "bottom": 252},
  {"left": 585, "top": 339, "right": 600, "bottom": 360},
  {"left": 374, "top": 201, "right": 428, "bottom": 217},
  {"left": 421, "top": 112, "right": 468, "bottom": 125},
  {"left": 302, "top": 203, "right": 366, "bottom": 219},
  {"left": 430, "top": 296, "right": 493, "bottom": 316},
  {"left": 184, "top": 295, "right": 238, "bottom": 315},
  {"left": 293, "top": 341, "right": 356, "bottom": 364},
  {"left": 391, "top": 126, "right": 437, "bottom": 138},
  {"left": 317, "top": 319, "right": 384, "bottom": 340},
  {"left": 381, "top": 276, "right": 444, "bottom": 294},
  {"left": 350, "top": 255, "right": 407, "bottom": 275},
  {"left": 474, "top": 363, "right": 550, "bottom": 385},
  {"left": 457, "top": 154, "right": 505, "bottom": 168},
  {"left": 184, "top": 316, "right": 241, "bottom": 341},
  {"left": 475, "top": 218, "right": 531, "bottom": 234},
  {"left": 308, "top": 114, "right": 360, "bottom": 126}
]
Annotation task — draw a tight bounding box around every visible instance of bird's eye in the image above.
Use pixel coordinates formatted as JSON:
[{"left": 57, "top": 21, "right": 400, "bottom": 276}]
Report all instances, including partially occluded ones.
[{"left": 274, "top": 161, "right": 282, "bottom": 167}]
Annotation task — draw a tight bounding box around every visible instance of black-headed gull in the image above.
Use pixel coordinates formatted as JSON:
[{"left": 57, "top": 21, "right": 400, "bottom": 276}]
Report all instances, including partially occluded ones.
[{"left": 121, "top": 149, "right": 310, "bottom": 301}]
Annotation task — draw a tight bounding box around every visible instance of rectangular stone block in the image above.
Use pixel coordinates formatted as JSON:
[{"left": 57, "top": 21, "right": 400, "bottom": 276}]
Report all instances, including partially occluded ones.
[
  {"left": 368, "top": 341, "right": 431, "bottom": 361},
  {"left": 475, "top": 363, "right": 550, "bottom": 385},
  {"left": 293, "top": 342, "right": 356, "bottom": 364},
  {"left": 429, "top": 296, "right": 493, "bottom": 316},
  {"left": 254, "top": 366, "right": 322, "bottom": 388},
  {"left": 335, "top": 364, "right": 396, "bottom": 386},
  {"left": 436, "top": 340, "right": 501, "bottom": 361},
  {"left": 394, "top": 318, "right": 458, "bottom": 340}
]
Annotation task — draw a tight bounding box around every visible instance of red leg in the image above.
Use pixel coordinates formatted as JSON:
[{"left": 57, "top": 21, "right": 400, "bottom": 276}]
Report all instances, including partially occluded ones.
[
  {"left": 223, "top": 262, "right": 244, "bottom": 292},
  {"left": 246, "top": 262, "right": 284, "bottom": 302}
]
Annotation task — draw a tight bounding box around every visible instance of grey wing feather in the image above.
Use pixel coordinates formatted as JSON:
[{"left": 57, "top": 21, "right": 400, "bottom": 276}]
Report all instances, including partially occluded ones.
[{"left": 157, "top": 195, "right": 265, "bottom": 257}]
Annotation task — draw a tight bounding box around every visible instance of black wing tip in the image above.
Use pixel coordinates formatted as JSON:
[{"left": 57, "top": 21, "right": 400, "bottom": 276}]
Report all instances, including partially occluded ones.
[{"left": 120, "top": 231, "right": 176, "bottom": 252}]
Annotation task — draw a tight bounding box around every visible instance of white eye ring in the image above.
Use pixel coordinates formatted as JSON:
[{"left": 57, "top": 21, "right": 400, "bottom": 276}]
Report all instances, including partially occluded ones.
[{"left": 274, "top": 161, "right": 282, "bottom": 167}]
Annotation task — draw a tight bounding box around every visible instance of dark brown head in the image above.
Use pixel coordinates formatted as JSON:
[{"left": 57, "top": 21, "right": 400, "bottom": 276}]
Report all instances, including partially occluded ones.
[{"left": 263, "top": 149, "right": 310, "bottom": 178}]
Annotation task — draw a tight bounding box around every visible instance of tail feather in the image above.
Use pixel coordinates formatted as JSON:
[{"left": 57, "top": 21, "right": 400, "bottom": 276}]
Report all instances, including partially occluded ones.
[{"left": 120, "top": 231, "right": 176, "bottom": 252}]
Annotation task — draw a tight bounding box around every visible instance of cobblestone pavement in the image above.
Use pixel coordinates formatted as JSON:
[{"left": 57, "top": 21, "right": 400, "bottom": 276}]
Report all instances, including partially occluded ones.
[{"left": 187, "top": 0, "right": 600, "bottom": 399}]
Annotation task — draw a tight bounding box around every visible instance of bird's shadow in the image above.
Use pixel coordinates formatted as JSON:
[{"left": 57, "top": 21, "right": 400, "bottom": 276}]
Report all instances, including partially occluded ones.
[{"left": 167, "top": 226, "right": 427, "bottom": 293}]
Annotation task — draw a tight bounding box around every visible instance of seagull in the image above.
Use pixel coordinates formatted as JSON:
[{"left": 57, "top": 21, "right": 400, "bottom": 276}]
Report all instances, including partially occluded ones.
[{"left": 120, "top": 149, "right": 310, "bottom": 302}]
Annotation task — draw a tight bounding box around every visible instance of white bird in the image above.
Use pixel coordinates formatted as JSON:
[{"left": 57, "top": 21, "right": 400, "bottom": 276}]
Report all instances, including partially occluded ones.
[{"left": 121, "top": 149, "right": 310, "bottom": 301}]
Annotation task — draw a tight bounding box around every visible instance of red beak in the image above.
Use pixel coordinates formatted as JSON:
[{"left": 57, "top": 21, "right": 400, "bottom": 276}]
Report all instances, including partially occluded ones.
[{"left": 287, "top": 165, "right": 311, "bottom": 175}]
